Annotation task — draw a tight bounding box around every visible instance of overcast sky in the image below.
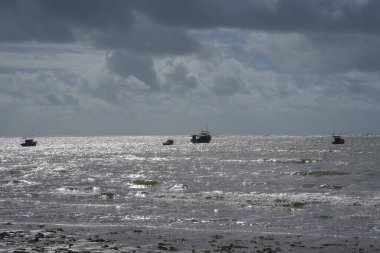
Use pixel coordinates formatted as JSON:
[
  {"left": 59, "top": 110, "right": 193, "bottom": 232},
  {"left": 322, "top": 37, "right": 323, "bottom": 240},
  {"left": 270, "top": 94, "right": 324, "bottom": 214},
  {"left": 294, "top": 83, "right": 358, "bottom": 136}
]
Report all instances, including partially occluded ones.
[{"left": 1, "top": 0, "right": 380, "bottom": 136}]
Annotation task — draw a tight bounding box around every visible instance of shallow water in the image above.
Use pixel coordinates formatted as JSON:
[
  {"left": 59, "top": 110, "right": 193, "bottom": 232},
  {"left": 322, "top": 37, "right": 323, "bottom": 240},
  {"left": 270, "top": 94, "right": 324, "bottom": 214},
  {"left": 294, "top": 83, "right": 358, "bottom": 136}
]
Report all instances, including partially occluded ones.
[{"left": 1, "top": 135, "right": 379, "bottom": 240}]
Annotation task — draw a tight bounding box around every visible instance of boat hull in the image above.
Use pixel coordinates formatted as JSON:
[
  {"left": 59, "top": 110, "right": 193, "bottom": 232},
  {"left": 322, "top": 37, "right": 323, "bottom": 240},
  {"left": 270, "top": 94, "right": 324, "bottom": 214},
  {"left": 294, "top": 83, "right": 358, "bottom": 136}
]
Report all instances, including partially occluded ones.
[
  {"left": 163, "top": 139, "right": 174, "bottom": 145},
  {"left": 191, "top": 135, "right": 211, "bottom": 143},
  {"left": 21, "top": 139, "right": 37, "bottom": 147},
  {"left": 21, "top": 141, "right": 37, "bottom": 147}
]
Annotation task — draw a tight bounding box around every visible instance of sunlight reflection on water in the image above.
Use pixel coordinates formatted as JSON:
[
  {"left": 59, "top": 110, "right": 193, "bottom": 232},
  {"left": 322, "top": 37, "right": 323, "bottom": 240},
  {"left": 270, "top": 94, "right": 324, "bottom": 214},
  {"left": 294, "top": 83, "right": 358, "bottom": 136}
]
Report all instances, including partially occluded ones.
[{"left": 0, "top": 135, "right": 379, "bottom": 238}]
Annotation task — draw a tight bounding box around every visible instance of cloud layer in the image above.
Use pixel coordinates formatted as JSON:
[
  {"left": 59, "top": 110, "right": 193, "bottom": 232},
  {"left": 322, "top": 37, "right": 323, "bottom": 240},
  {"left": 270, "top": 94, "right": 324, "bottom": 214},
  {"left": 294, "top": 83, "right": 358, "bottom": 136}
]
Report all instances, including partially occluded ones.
[{"left": 1, "top": 0, "right": 380, "bottom": 135}]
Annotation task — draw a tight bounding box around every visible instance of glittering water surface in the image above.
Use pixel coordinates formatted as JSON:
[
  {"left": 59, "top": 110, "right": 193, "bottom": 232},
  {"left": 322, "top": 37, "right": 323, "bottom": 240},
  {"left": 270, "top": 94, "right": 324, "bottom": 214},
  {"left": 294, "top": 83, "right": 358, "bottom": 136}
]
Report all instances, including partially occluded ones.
[{"left": 1, "top": 135, "right": 379, "bottom": 238}]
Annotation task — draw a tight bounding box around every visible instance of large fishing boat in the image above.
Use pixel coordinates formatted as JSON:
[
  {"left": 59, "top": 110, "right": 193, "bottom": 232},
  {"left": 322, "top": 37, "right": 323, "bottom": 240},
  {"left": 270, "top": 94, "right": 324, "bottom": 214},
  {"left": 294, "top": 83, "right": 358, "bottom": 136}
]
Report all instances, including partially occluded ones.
[
  {"left": 191, "top": 129, "right": 211, "bottom": 143},
  {"left": 21, "top": 138, "right": 37, "bottom": 147}
]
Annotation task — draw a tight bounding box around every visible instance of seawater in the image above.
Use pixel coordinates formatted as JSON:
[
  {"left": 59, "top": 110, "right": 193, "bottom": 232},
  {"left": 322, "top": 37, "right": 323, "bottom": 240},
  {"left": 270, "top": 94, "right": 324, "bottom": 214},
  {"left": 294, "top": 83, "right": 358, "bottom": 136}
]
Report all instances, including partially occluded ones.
[{"left": 1, "top": 135, "right": 379, "bottom": 239}]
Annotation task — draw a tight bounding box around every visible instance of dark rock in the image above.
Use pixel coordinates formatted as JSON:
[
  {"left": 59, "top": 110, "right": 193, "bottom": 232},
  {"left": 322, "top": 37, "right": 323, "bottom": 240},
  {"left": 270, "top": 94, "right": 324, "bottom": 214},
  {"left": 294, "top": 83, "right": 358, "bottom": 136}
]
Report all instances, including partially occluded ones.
[{"left": 0, "top": 232, "right": 10, "bottom": 239}]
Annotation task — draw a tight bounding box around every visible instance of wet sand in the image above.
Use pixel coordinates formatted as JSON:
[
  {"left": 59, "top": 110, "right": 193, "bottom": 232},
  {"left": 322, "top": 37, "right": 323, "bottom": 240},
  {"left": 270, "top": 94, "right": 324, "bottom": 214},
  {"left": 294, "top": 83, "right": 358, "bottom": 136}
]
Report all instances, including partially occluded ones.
[{"left": 1, "top": 223, "right": 379, "bottom": 252}]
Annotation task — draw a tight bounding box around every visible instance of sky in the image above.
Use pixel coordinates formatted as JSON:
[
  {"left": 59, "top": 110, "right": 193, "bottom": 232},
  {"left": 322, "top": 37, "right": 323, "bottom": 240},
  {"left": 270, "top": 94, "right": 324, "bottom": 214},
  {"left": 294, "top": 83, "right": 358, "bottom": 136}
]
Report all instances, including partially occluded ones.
[{"left": 1, "top": 0, "right": 380, "bottom": 136}]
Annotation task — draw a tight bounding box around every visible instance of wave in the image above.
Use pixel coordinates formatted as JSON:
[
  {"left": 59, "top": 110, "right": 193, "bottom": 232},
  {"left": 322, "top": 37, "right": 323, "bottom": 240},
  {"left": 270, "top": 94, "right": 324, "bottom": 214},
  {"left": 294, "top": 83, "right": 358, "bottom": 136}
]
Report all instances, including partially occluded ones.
[
  {"left": 7, "top": 179, "right": 37, "bottom": 186},
  {"left": 55, "top": 186, "right": 100, "bottom": 196},
  {"left": 292, "top": 170, "right": 350, "bottom": 177},
  {"left": 303, "top": 184, "right": 344, "bottom": 190},
  {"left": 265, "top": 158, "right": 319, "bottom": 164},
  {"left": 222, "top": 158, "right": 320, "bottom": 164},
  {"left": 133, "top": 191, "right": 379, "bottom": 208},
  {"left": 168, "top": 183, "right": 188, "bottom": 192}
]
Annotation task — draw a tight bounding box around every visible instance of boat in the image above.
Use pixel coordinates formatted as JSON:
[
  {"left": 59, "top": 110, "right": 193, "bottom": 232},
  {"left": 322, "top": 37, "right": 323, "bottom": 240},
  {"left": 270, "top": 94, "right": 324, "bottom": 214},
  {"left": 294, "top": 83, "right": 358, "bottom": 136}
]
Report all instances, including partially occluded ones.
[
  {"left": 163, "top": 139, "right": 174, "bottom": 145},
  {"left": 21, "top": 138, "right": 37, "bottom": 147},
  {"left": 332, "top": 134, "right": 345, "bottom": 144},
  {"left": 191, "top": 129, "right": 211, "bottom": 143}
]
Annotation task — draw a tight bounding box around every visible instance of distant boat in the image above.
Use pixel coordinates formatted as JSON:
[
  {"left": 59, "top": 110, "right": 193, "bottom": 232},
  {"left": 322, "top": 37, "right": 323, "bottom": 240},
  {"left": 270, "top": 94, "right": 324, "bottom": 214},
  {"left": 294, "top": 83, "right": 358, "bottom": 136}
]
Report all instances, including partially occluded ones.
[
  {"left": 191, "top": 129, "right": 211, "bottom": 143},
  {"left": 332, "top": 134, "right": 345, "bottom": 144},
  {"left": 163, "top": 139, "right": 174, "bottom": 145},
  {"left": 21, "top": 138, "right": 37, "bottom": 147}
]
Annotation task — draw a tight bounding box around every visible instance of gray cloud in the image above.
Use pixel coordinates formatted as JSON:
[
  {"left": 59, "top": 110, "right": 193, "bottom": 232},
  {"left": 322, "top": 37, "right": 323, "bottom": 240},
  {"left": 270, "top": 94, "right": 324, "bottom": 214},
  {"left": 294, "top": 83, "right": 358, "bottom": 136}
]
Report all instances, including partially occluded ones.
[
  {"left": 0, "top": 71, "right": 79, "bottom": 108},
  {"left": 106, "top": 51, "right": 158, "bottom": 89},
  {"left": 93, "top": 12, "right": 201, "bottom": 55},
  {"left": 155, "top": 58, "right": 199, "bottom": 93},
  {"left": 306, "top": 33, "right": 380, "bottom": 72},
  {"left": 246, "top": 31, "right": 380, "bottom": 75}
]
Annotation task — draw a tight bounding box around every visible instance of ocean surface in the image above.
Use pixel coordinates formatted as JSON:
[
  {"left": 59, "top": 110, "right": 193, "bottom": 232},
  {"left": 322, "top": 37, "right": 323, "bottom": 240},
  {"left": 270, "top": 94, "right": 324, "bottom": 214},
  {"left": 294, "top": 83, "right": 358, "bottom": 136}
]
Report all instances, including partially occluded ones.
[{"left": 1, "top": 135, "right": 380, "bottom": 248}]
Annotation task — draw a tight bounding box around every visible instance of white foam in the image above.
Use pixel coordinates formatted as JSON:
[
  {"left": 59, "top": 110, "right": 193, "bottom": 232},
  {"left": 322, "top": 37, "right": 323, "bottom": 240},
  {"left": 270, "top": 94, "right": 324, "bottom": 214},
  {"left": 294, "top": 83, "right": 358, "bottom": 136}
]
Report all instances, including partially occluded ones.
[{"left": 135, "top": 191, "right": 380, "bottom": 208}]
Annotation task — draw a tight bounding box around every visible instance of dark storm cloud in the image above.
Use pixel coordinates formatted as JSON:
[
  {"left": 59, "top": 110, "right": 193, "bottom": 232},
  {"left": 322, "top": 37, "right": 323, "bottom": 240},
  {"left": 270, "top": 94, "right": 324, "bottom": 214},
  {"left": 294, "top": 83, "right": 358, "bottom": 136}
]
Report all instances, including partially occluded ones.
[
  {"left": 0, "top": 0, "right": 74, "bottom": 42},
  {"left": 0, "top": 0, "right": 135, "bottom": 43},
  {"left": 2, "top": 0, "right": 380, "bottom": 48},
  {"left": 140, "top": 0, "right": 380, "bottom": 34},
  {"left": 0, "top": 0, "right": 199, "bottom": 54}
]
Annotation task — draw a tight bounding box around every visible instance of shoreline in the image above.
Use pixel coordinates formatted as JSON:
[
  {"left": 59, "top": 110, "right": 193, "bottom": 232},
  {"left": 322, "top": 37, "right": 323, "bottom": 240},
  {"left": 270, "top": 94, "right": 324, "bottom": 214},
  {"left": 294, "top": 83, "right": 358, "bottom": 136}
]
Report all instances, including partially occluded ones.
[{"left": 1, "top": 223, "right": 379, "bottom": 252}]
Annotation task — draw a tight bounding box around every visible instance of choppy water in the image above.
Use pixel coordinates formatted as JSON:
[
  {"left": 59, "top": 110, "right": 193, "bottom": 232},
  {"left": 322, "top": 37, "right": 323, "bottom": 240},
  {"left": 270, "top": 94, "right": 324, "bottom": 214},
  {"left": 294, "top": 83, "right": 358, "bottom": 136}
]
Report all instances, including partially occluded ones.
[{"left": 1, "top": 135, "right": 380, "bottom": 239}]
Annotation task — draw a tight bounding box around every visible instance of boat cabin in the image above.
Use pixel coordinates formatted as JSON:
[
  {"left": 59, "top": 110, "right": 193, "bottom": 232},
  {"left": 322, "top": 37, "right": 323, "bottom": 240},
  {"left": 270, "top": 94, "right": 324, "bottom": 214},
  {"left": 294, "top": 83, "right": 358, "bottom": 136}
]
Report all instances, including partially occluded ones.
[{"left": 332, "top": 135, "right": 345, "bottom": 144}]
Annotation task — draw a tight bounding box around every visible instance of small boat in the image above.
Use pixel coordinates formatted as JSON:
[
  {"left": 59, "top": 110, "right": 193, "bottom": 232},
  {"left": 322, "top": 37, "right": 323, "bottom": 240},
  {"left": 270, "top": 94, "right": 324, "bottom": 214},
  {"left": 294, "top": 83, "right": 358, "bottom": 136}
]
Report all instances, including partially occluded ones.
[
  {"left": 191, "top": 129, "right": 211, "bottom": 143},
  {"left": 21, "top": 138, "right": 37, "bottom": 147},
  {"left": 332, "top": 134, "right": 345, "bottom": 144},
  {"left": 163, "top": 139, "right": 174, "bottom": 145}
]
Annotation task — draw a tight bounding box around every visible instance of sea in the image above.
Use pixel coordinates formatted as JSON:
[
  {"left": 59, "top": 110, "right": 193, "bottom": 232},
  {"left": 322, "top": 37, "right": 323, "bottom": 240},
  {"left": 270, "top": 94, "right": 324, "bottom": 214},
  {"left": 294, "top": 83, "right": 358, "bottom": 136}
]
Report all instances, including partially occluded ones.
[{"left": 1, "top": 135, "right": 379, "bottom": 251}]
